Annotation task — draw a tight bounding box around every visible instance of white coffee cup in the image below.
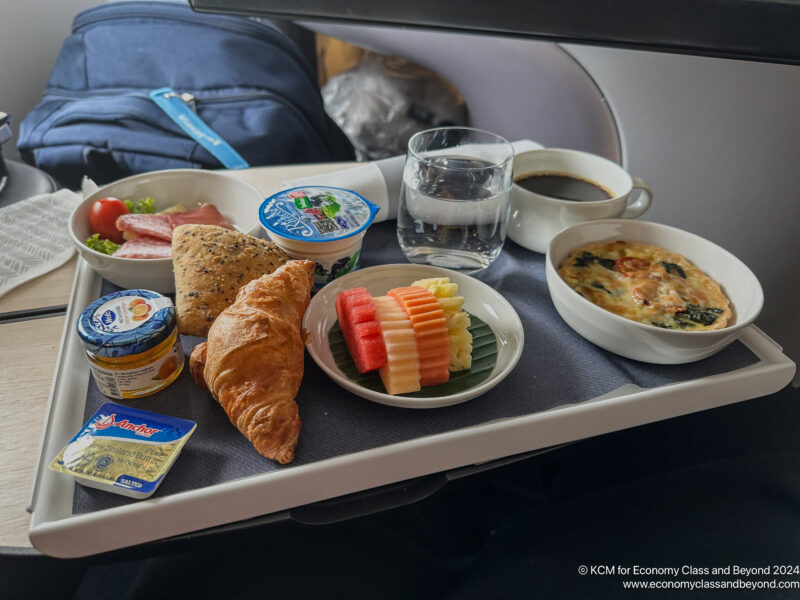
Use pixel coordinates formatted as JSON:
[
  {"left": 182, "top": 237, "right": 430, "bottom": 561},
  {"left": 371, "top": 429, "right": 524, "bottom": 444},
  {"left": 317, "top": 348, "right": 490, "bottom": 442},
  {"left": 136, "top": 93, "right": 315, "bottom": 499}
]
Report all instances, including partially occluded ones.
[{"left": 508, "top": 148, "right": 652, "bottom": 253}]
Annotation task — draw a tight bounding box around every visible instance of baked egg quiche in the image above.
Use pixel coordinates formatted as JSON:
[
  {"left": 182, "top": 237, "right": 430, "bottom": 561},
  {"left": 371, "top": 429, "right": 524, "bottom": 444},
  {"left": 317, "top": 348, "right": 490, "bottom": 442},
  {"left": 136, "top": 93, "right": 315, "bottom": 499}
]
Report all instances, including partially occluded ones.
[{"left": 557, "top": 241, "right": 732, "bottom": 331}]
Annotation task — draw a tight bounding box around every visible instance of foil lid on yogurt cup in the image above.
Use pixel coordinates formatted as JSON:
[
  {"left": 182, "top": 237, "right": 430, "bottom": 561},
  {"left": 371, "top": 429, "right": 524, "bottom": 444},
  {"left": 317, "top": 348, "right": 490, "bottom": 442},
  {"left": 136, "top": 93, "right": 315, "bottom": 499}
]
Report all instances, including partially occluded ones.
[{"left": 259, "top": 186, "right": 379, "bottom": 243}]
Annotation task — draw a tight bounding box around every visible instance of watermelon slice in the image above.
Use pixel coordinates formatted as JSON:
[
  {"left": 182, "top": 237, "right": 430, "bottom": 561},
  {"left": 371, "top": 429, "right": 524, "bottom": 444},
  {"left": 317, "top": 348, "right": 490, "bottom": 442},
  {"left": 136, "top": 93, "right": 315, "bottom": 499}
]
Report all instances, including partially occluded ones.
[
  {"left": 335, "top": 287, "right": 367, "bottom": 326},
  {"left": 335, "top": 287, "right": 367, "bottom": 345},
  {"left": 335, "top": 288, "right": 387, "bottom": 374}
]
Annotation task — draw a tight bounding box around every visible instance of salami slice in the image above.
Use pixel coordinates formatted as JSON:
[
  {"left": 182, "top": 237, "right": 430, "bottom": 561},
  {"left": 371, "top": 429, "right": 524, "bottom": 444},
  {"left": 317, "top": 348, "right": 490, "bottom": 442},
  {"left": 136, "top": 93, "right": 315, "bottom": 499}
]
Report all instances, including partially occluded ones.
[
  {"left": 113, "top": 235, "right": 173, "bottom": 259},
  {"left": 168, "top": 203, "right": 234, "bottom": 229},
  {"left": 116, "top": 204, "right": 234, "bottom": 241},
  {"left": 115, "top": 214, "right": 174, "bottom": 241}
]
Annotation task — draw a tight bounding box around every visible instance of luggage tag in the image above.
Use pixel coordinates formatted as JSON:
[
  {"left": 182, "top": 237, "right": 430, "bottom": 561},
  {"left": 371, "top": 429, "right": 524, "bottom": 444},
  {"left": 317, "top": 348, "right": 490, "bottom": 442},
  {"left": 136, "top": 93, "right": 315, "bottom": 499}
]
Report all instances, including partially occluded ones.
[{"left": 149, "top": 87, "right": 250, "bottom": 170}]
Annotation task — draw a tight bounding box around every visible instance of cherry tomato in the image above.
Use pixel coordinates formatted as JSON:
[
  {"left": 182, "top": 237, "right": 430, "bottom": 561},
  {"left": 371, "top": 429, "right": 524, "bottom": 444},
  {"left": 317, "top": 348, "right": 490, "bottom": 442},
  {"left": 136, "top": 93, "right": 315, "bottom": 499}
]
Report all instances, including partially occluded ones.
[{"left": 89, "top": 198, "right": 129, "bottom": 244}]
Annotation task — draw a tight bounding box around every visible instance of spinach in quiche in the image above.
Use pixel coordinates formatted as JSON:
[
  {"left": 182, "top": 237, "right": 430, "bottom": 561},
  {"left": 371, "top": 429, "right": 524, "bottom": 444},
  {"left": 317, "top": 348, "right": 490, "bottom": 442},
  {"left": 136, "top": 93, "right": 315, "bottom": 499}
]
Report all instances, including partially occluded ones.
[{"left": 558, "top": 241, "right": 731, "bottom": 331}]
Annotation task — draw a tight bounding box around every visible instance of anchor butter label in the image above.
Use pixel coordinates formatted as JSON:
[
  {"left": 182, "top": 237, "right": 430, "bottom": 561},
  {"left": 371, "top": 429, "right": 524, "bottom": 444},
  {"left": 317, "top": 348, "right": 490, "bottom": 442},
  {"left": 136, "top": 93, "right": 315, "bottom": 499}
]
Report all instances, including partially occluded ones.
[{"left": 49, "top": 402, "right": 195, "bottom": 499}]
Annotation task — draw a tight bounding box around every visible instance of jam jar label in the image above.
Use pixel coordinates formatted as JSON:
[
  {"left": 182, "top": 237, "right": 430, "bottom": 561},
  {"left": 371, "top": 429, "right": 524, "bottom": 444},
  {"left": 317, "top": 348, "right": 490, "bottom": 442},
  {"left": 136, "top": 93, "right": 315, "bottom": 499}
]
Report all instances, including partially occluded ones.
[
  {"left": 91, "top": 295, "right": 173, "bottom": 334},
  {"left": 89, "top": 338, "right": 184, "bottom": 399}
]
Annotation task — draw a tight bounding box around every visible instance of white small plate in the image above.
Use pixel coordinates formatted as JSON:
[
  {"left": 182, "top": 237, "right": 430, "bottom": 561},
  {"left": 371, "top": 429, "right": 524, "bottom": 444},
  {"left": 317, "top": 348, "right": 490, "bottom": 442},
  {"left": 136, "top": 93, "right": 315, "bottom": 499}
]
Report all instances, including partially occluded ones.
[{"left": 303, "top": 264, "right": 525, "bottom": 408}]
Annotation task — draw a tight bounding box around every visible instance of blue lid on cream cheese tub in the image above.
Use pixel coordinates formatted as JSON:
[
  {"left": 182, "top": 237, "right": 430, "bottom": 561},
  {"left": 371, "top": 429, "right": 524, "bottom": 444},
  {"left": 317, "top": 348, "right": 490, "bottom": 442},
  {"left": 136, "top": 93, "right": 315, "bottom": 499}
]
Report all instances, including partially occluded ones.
[
  {"left": 259, "top": 186, "right": 379, "bottom": 242},
  {"left": 77, "top": 289, "right": 176, "bottom": 358}
]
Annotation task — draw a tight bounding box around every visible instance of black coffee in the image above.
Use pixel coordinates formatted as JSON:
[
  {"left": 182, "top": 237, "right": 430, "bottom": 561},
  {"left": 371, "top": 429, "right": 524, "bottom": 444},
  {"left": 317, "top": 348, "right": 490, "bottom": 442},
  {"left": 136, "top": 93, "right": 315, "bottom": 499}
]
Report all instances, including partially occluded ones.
[{"left": 515, "top": 172, "right": 613, "bottom": 202}]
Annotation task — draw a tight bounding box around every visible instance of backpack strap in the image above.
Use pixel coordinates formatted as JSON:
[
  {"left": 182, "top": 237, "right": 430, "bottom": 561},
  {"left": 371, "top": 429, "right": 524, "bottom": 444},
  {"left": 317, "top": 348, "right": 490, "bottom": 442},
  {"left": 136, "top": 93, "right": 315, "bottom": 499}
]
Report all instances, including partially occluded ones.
[{"left": 149, "top": 87, "right": 250, "bottom": 170}]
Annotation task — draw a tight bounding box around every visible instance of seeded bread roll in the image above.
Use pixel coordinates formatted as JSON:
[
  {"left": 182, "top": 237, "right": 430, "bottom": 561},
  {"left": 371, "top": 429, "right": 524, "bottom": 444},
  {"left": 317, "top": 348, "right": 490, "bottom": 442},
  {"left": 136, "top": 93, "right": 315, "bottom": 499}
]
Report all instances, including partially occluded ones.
[{"left": 172, "top": 224, "right": 289, "bottom": 336}]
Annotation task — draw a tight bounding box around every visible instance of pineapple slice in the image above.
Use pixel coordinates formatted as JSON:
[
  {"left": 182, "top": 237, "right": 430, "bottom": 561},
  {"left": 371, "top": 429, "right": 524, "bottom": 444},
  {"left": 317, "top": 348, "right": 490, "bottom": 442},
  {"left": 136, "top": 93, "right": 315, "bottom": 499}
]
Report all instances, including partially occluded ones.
[
  {"left": 437, "top": 296, "right": 464, "bottom": 313},
  {"left": 411, "top": 277, "right": 458, "bottom": 298},
  {"left": 411, "top": 277, "right": 472, "bottom": 372},
  {"left": 449, "top": 329, "right": 473, "bottom": 371}
]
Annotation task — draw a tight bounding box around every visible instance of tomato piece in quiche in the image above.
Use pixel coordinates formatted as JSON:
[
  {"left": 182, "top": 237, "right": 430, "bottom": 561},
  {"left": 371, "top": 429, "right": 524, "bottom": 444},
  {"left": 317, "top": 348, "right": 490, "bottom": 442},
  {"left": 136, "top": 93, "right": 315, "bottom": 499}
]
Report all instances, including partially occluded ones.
[{"left": 557, "top": 241, "right": 732, "bottom": 331}]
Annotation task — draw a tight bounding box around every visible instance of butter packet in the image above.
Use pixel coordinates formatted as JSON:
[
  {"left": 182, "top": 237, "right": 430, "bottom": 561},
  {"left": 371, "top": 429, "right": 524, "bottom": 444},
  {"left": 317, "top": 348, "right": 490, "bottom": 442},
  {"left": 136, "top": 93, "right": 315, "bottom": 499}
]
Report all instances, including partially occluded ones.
[{"left": 50, "top": 402, "right": 196, "bottom": 499}]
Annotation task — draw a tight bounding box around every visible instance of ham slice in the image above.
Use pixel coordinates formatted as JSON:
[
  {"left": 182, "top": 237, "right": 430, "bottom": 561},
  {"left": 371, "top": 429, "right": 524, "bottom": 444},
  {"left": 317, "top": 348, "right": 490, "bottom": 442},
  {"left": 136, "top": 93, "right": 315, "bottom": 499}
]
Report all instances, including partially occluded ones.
[
  {"left": 116, "top": 214, "right": 174, "bottom": 241},
  {"left": 116, "top": 203, "right": 234, "bottom": 241},
  {"left": 113, "top": 235, "right": 173, "bottom": 259},
  {"left": 167, "top": 203, "right": 234, "bottom": 229}
]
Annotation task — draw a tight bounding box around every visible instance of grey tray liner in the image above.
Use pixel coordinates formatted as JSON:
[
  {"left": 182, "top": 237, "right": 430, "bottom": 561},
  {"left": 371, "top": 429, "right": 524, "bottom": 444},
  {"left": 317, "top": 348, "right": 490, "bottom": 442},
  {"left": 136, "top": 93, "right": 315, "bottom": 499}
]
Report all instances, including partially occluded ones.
[{"left": 74, "top": 221, "right": 757, "bottom": 514}]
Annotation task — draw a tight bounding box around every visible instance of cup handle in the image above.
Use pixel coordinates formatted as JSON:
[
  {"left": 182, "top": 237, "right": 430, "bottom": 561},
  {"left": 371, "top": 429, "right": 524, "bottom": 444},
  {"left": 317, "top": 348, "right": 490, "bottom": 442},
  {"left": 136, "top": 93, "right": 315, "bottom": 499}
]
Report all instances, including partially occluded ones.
[{"left": 621, "top": 177, "right": 653, "bottom": 219}]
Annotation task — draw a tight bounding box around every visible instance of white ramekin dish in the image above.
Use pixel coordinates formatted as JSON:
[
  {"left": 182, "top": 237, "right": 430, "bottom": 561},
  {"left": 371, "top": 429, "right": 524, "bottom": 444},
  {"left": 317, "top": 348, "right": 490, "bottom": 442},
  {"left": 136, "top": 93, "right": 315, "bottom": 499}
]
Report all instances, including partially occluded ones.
[{"left": 545, "top": 219, "right": 763, "bottom": 364}]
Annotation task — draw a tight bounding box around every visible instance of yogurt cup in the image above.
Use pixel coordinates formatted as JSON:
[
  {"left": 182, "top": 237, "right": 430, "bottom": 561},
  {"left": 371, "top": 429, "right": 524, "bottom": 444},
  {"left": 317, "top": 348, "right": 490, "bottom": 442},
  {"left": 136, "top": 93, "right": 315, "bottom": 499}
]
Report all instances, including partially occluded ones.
[{"left": 259, "top": 186, "right": 379, "bottom": 289}]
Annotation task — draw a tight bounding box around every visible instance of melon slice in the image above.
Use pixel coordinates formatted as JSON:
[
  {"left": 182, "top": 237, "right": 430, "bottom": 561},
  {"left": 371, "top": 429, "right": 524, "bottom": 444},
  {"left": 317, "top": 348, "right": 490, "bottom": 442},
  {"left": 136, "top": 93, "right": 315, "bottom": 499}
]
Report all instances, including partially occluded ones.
[
  {"left": 372, "top": 295, "right": 421, "bottom": 395},
  {"left": 388, "top": 286, "right": 450, "bottom": 386},
  {"left": 413, "top": 277, "right": 473, "bottom": 372},
  {"left": 335, "top": 288, "right": 386, "bottom": 374}
]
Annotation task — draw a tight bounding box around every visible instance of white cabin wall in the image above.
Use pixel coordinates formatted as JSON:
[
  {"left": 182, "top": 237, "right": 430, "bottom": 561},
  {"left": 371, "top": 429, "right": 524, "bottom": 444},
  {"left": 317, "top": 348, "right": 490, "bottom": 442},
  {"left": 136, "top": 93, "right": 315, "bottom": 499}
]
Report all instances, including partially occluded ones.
[
  {"left": 306, "top": 24, "right": 800, "bottom": 386},
  {"left": 0, "top": 0, "right": 99, "bottom": 159},
  {"left": 564, "top": 45, "right": 800, "bottom": 385}
]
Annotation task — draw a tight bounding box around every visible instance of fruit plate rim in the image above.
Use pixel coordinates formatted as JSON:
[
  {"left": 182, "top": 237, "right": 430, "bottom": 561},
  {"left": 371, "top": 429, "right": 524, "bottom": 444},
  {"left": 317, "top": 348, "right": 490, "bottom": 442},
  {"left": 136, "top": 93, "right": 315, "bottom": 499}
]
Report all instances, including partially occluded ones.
[{"left": 302, "top": 263, "right": 525, "bottom": 408}]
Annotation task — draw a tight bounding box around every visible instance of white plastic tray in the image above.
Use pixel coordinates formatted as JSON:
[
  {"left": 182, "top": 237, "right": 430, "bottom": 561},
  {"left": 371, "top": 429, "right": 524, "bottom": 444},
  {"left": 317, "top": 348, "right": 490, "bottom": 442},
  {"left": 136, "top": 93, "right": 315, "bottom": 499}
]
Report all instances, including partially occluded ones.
[{"left": 28, "top": 258, "right": 796, "bottom": 557}]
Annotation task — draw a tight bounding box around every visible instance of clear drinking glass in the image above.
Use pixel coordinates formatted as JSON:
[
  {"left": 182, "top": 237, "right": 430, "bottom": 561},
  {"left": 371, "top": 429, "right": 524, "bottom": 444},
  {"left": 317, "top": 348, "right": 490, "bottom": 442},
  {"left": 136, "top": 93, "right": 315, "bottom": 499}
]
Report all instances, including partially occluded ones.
[{"left": 397, "top": 127, "right": 514, "bottom": 274}]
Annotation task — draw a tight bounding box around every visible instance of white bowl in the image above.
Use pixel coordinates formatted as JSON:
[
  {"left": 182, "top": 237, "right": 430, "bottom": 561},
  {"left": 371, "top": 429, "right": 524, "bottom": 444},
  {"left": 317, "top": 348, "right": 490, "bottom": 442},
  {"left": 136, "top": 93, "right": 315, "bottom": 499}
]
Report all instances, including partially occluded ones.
[
  {"left": 69, "top": 169, "right": 264, "bottom": 293},
  {"left": 545, "top": 219, "right": 764, "bottom": 364}
]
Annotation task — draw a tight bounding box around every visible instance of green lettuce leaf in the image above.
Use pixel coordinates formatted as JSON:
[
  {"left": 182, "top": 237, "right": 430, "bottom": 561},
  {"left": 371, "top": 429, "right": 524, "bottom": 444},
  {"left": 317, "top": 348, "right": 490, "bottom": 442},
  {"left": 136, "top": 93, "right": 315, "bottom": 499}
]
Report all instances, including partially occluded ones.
[
  {"left": 124, "top": 197, "right": 156, "bottom": 214},
  {"left": 84, "top": 233, "right": 121, "bottom": 255}
]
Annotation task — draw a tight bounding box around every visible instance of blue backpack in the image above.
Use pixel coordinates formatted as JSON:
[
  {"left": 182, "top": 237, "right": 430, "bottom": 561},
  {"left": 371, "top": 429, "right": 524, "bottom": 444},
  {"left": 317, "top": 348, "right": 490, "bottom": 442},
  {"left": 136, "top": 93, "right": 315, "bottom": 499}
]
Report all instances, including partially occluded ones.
[{"left": 17, "top": 1, "right": 354, "bottom": 188}]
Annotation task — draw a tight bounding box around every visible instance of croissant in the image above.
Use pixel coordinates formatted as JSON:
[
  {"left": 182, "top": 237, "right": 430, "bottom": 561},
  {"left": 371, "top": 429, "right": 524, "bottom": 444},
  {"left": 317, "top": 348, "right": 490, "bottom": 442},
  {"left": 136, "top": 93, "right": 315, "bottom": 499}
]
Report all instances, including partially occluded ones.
[{"left": 189, "top": 259, "right": 314, "bottom": 464}]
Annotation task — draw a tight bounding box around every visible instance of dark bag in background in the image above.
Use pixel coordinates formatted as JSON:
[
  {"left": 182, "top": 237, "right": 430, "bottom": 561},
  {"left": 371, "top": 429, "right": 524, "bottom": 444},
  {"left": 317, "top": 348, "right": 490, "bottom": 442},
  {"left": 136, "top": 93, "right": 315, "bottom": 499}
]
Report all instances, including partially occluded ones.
[{"left": 17, "top": 1, "right": 354, "bottom": 189}]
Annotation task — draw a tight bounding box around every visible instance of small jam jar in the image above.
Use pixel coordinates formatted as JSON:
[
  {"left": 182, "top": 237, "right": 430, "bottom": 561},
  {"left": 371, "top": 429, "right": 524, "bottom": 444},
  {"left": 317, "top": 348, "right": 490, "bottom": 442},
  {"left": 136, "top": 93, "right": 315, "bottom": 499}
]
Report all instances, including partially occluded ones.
[{"left": 77, "top": 289, "right": 184, "bottom": 399}]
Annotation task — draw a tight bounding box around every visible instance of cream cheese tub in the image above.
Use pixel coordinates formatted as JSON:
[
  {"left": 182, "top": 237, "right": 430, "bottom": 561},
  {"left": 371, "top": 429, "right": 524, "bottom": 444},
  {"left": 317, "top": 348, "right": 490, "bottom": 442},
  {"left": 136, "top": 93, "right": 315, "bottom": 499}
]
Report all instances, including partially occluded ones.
[{"left": 259, "top": 186, "right": 379, "bottom": 289}]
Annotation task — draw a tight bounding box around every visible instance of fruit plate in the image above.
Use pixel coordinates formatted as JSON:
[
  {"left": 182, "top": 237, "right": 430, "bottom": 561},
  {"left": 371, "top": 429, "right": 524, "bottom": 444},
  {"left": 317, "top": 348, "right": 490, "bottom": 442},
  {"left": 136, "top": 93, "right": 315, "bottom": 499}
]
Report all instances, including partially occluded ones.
[{"left": 303, "top": 264, "right": 525, "bottom": 408}]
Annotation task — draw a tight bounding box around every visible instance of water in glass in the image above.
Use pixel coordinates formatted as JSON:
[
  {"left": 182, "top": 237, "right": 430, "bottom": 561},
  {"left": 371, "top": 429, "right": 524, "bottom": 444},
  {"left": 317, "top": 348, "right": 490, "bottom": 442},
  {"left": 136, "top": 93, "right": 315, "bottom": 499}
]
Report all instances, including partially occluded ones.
[{"left": 397, "top": 155, "right": 511, "bottom": 274}]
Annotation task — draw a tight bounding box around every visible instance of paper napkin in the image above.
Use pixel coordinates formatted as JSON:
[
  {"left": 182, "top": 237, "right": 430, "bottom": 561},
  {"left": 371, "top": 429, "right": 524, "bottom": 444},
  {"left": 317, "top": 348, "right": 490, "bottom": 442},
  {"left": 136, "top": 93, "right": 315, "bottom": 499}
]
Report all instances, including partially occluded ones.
[
  {"left": 0, "top": 188, "right": 82, "bottom": 298},
  {"left": 281, "top": 139, "right": 543, "bottom": 223}
]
